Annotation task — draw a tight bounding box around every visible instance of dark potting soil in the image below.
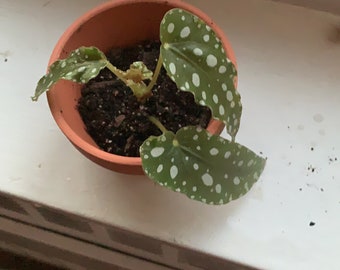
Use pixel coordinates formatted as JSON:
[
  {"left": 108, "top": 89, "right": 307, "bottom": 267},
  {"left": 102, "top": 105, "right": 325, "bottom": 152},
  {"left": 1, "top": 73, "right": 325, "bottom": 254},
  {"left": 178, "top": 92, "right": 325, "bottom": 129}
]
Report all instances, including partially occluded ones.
[{"left": 78, "top": 40, "right": 211, "bottom": 157}]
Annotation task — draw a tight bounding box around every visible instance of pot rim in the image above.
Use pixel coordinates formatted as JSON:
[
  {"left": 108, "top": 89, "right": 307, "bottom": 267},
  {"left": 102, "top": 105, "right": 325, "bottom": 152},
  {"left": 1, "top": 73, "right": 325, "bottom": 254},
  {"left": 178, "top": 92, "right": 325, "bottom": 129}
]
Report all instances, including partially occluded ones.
[{"left": 46, "top": 0, "right": 237, "bottom": 168}]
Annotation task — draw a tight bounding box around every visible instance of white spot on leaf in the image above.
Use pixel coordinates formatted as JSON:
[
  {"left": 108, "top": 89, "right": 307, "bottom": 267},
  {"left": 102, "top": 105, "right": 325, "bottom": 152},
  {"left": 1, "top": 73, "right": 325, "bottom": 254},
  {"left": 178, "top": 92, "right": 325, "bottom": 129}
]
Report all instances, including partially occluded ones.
[
  {"left": 192, "top": 73, "right": 200, "bottom": 87},
  {"left": 78, "top": 66, "right": 86, "bottom": 72},
  {"left": 219, "top": 105, "right": 225, "bottom": 115},
  {"left": 193, "top": 48, "right": 203, "bottom": 56},
  {"left": 157, "top": 164, "right": 163, "bottom": 173},
  {"left": 210, "top": 148, "right": 219, "bottom": 156},
  {"left": 219, "top": 66, "right": 227, "bottom": 73},
  {"left": 169, "top": 63, "right": 176, "bottom": 75},
  {"left": 245, "top": 182, "right": 249, "bottom": 191},
  {"left": 227, "top": 91, "right": 233, "bottom": 101},
  {"left": 213, "top": 94, "right": 218, "bottom": 104},
  {"left": 167, "top": 23, "right": 175, "bottom": 33},
  {"left": 151, "top": 147, "right": 165, "bottom": 158},
  {"left": 180, "top": 26, "right": 190, "bottom": 38},
  {"left": 224, "top": 151, "right": 231, "bottom": 159},
  {"left": 170, "top": 165, "right": 178, "bottom": 179},
  {"left": 206, "top": 54, "right": 217, "bottom": 67},
  {"left": 202, "top": 173, "right": 213, "bottom": 186},
  {"left": 215, "top": 184, "right": 222, "bottom": 193},
  {"left": 202, "top": 91, "right": 207, "bottom": 100},
  {"left": 233, "top": 177, "right": 240, "bottom": 185}
]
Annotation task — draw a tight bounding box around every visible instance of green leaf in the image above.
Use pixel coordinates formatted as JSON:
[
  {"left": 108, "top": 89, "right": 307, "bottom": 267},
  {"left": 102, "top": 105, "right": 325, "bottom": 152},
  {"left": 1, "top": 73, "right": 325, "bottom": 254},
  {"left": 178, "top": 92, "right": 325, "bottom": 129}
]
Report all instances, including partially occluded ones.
[
  {"left": 140, "top": 126, "right": 266, "bottom": 205},
  {"left": 113, "top": 61, "right": 153, "bottom": 83},
  {"left": 32, "top": 47, "right": 107, "bottom": 101},
  {"left": 111, "top": 61, "right": 153, "bottom": 101},
  {"left": 128, "top": 61, "right": 153, "bottom": 81},
  {"left": 160, "top": 8, "right": 241, "bottom": 140}
]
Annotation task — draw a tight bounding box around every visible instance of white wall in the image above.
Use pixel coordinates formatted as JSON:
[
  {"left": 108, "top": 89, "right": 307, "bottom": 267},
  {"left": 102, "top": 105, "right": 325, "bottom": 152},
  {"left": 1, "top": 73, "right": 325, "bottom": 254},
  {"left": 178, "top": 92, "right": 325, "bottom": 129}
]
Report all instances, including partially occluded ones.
[{"left": 273, "top": 0, "right": 340, "bottom": 15}]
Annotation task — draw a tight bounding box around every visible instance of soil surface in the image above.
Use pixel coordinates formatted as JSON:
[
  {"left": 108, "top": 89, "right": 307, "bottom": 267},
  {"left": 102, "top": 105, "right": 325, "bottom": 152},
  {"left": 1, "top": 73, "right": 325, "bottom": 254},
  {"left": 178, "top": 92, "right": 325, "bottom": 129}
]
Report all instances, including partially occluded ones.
[{"left": 78, "top": 41, "right": 211, "bottom": 157}]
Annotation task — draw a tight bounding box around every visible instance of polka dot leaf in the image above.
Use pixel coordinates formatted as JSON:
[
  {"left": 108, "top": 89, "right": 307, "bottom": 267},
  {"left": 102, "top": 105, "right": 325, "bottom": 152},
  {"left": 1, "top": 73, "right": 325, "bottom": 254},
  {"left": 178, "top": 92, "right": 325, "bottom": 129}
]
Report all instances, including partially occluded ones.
[
  {"left": 32, "top": 47, "right": 107, "bottom": 101},
  {"left": 140, "top": 126, "right": 266, "bottom": 205},
  {"left": 160, "top": 8, "right": 241, "bottom": 139}
]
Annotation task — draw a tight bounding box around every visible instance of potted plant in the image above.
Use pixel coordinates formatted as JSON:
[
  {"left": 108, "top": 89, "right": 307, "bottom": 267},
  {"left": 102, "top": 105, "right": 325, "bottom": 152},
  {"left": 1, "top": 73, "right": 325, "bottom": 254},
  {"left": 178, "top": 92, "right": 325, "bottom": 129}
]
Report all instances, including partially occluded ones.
[{"left": 32, "top": 0, "right": 266, "bottom": 205}]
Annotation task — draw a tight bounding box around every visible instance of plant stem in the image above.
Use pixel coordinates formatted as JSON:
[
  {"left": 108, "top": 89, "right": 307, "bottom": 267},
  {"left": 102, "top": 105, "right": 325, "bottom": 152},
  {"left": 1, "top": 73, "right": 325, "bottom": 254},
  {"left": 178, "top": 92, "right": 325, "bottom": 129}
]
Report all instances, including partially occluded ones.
[
  {"left": 105, "top": 61, "right": 128, "bottom": 84},
  {"left": 149, "top": 116, "right": 168, "bottom": 134},
  {"left": 146, "top": 52, "right": 163, "bottom": 92}
]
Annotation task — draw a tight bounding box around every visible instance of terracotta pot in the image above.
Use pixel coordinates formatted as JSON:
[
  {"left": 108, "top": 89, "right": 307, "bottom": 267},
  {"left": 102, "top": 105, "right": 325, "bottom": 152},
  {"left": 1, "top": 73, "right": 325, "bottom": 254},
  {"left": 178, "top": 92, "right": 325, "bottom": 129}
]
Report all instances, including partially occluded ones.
[{"left": 46, "top": 0, "right": 237, "bottom": 175}]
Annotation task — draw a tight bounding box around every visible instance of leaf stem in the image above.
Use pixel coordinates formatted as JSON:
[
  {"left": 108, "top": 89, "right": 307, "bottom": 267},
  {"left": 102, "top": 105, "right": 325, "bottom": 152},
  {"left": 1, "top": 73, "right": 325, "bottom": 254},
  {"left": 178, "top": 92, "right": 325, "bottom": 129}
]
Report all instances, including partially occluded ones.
[
  {"left": 146, "top": 52, "right": 163, "bottom": 92},
  {"left": 105, "top": 61, "right": 128, "bottom": 84},
  {"left": 149, "top": 116, "right": 168, "bottom": 133}
]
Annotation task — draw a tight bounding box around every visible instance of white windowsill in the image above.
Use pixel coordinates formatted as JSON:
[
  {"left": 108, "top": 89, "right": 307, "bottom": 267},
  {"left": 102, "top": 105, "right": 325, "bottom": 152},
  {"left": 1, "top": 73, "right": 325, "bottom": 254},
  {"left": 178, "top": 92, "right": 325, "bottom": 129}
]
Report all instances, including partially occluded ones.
[{"left": 0, "top": 0, "right": 339, "bottom": 269}]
